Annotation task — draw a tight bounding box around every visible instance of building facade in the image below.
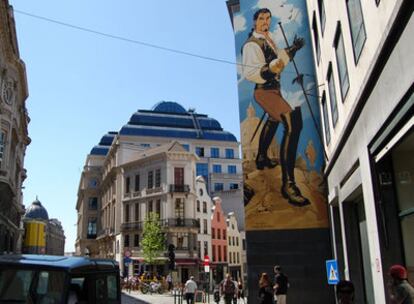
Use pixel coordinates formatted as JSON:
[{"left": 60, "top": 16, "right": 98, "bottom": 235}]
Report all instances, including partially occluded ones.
[
  {"left": 226, "top": 212, "right": 244, "bottom": 282},
  {"left": 211, "top": 197, "right": 228, "bottom": 284},
  {"left": 195, "top": 176, "right": 213, "bottom": 288},
  {"left": 227, "top": 1, "right": 332, "bottom": 302},
  {"left": 306, "top": 0, "right": 413, "bottom": 303},
  {"left": 23, "top": 198, "right": 65, "bottom": 255},
  {"left": 46, "top": 219, "right": 65, "bottom": 256},
  {"left": 76, "top": 102, "right": 243, "bottom": 278},
  {"left": 120, "top": 142, "right": 199, "bottom": 283},
  {"left": 0, "top": 0, "right": 30, "bottom": 254}
]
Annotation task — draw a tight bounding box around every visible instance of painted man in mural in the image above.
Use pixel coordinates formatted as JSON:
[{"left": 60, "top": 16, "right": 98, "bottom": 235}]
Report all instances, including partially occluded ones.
[{"left": 242, "top": 8, "right": 309, "bottom": 207}]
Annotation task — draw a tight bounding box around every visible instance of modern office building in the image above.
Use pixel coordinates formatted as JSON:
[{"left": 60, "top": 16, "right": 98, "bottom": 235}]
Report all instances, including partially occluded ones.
[
  {"left": 76, "top": 101, "right": 242, "bottom": 282},
  {"left": 0, "top": 0, "right": 31, "bottom": 254},
  {"left": 306, "top": 0, "right": 413, "bottom": 302}
]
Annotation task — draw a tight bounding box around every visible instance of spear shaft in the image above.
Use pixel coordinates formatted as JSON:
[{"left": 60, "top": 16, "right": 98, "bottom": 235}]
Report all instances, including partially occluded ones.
[{"left": 278, "top": 22, "right": 328, "bottom": 161}]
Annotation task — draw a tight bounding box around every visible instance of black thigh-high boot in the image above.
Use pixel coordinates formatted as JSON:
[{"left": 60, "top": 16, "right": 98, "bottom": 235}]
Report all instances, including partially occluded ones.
[
  {"left": 280, "top": 109, "right": 310, "bottom": 206},
  {"left": 256, "top": 119, "right": 279, "bottom": 170}
]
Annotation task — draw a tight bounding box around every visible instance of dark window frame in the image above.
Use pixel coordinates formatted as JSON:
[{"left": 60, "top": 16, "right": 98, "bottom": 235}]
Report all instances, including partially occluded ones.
[
  {"left": 333, "top": 22, "right": 350, "bottom": 102},
  {"left": 321, "top": 91, "right": 331, "bottom": 145},
  {"left": 312, "top": 11, "right": 321, "bottom": 65},
  {"left": 317, "top": 0, "right": 326, "bottom": 35},
  {"left": 327, "top": 63, "right": 339, "bottom": 127},
  {"left": 346, "top": 0, "right": 367, "bottom": 64}
]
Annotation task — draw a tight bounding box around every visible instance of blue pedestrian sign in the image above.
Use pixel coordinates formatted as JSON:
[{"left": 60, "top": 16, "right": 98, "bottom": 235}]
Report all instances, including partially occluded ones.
[{"left": 326, "top": 259, "right": 340, "bottom": 285}]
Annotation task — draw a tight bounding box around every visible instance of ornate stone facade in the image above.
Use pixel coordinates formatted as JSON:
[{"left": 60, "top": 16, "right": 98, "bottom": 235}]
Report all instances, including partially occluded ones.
[{"left": 0, "top": 0, "right": 30, "bottom": 254}]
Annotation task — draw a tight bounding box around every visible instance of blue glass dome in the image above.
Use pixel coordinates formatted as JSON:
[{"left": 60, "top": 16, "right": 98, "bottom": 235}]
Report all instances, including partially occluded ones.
[
  {"left": 24, "top": 198, "right": 49, "bottom": 221},
  {"left": 152, "top": 101, "right": 187, "bottom": 114}
]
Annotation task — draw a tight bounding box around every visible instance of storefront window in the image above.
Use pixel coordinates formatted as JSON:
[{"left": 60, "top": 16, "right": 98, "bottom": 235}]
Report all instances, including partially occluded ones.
[{"left": 391, "top": 130, "right": 414, "bottom": 281}]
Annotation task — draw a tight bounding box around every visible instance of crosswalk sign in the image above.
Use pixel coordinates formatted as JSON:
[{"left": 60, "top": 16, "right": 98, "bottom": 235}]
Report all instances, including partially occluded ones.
[{"left": 326, "top": 259, "right": 340, "bottom": 285}]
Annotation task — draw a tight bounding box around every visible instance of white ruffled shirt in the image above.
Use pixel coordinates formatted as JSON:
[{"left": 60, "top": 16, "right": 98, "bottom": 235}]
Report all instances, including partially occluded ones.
[{"left": 242, "top": 31, "right": 290, "bottom": 84}]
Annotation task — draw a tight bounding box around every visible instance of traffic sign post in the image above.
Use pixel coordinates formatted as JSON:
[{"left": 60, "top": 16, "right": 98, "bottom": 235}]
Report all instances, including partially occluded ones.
[
  {"left": 326, "top": 259, "right": 340, "bottom": 285},
  {"left": 204, "top": 255, "right": 210, "bottom": 272},
  {"left": 204, "top": 255, "right": 211, "bottom": 300}
]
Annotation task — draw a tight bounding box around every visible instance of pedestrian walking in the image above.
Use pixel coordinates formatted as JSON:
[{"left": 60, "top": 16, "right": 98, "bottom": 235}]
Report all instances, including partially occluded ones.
[
  {"left": 184, "top": 276, "right": 197, "bottom": 304},
  {"left": 336, "top": 280, "right": 355, "bottom": 304},
  {"left": 221, "top": 274, "right": 237, "bottom": 304},
  {"left": 273, "top": 265, "right": 289, "bottom": 304},
  {"left": 237, "top": 279, "right": 245, "bottom": 304},
  {"left": 258, "top": 273, "right": 274, "bottom": 304},
  {"left": 387, "top": 264, "right": 414, "bottom": 303},
  {"left": 167, "top": 273, "right": 173, "bottom": 292}
]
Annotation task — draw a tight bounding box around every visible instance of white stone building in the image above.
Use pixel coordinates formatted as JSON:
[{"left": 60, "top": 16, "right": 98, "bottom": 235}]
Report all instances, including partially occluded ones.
[
  {"left": 226, "top": 212, "right": 244, "bottom": 282},
  {"left": 0, "top": 0, "right": 30, "bottom": 254},
  {"left": 195, "top": 176, "right": 213, "bottom": 288},
  {"left": 306, "top": 0, "right": 413, "bottom": 302}
]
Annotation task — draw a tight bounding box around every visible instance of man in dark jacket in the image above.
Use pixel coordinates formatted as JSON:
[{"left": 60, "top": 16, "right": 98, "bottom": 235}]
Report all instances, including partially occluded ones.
[{"left": 273, "top": 265, "right": 288, "bottom": 304}]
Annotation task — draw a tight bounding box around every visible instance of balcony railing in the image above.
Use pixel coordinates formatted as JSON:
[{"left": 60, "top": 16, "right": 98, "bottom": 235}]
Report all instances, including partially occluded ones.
[
  {"left": 146, "top": 186, "right": 163, "bottom": 195},
  {"left": 132, "top": 191, "right": 141, "bottom": 198},
  {"left": 121, "top": 218, "right": 199, "bottom": 231},
  {"left": 169, "top": 184, "right": 190, "bottom": 193},
  {"left": 161, "top": 218, "right": 199, "bottom": 228},
  {"left": 97, "top": 227, "right": 114, "bottom": 237},
  {"left": 121, "top": 221, "right": 143, "bottom": 231}
]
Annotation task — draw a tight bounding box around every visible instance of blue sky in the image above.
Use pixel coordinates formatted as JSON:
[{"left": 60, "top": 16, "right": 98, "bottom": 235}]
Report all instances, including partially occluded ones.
[{"left": 10, "top": 0, "right": 240, "bottom": 252}]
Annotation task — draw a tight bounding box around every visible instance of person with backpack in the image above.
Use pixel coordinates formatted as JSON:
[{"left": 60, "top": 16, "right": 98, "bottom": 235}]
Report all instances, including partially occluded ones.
[{"left": 221, "top": 274, "right": 237, "bottom": 304}]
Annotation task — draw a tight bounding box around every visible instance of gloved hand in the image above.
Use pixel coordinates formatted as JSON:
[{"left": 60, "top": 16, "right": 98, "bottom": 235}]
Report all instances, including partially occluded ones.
[{"left": 288, "top": 35, "right": 305, "bottom": 59}]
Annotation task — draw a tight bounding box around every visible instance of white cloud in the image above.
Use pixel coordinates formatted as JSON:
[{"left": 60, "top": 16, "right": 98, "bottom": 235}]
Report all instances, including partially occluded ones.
[
  {"left": 282, "top": 89, "right": 304, "bottom": 108},
  {"left": 236, "top": 54, "right": 244, "bottom": 81},
  {"left": 234, "top": 14, "right": 247, "bottom": 33},
  {"left": 255, "top": 0, "right": 302, "bottom": 28}
]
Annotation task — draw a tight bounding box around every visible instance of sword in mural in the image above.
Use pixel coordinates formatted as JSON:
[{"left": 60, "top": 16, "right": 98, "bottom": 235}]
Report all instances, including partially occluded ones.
[
  {"left": 250, "top": 112, "right": 267, "bottom": 143},
  {"left": 278, "top": 22, "right": 328, "bottom": 161}
]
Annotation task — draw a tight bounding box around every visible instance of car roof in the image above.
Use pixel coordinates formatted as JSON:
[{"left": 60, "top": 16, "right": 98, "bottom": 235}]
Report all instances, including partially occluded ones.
[{"left": 0, "top": 254, "right": 119, "bottom": 274}]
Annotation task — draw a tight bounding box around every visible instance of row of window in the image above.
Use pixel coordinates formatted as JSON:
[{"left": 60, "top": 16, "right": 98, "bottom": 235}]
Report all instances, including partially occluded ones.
[
  {"left": 195, "top": 147, "right": 234, "bottom": 159},
  {"left": 212, "top": 244, "right": 227, "bottom": 263},
  {"left": 124, "top": 234, "right": 140, "bottom": 248},
  {"left": 124, "top": 200, "right": 161, "bottom": 222},
  {"left": 229, "top": 251, "right": 240, "bottom": 265},
  {"left": 229, "top": 236, "right": 240, "bottom": 247},
  {"left": 214, "top": 183, "right": 239, "bottom": 191},
  {"left": 312, "top": 0, "right": 367, "bottom": 145},
  {"left": 212, "top": 164, "right": 237, "bottom": 174},
  {"left": 196, "top": 200, "right": 208, "bottom": 213},
  {"left": 197, "top": 218, "right": 209, "bottom": 234},
  {"left": 212, "top": 228, "right": 226, "bottom": 240},
  {"left": 125, "top": 169, "right": 162, "bottom": 193}
]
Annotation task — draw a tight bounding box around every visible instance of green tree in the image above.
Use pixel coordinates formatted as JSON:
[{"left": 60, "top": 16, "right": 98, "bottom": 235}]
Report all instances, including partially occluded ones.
[{"left": 141, "top": 212, "right": 166, "bottom": 265}]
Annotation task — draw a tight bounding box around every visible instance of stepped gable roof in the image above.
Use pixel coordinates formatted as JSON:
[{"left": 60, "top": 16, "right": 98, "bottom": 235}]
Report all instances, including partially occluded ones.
[
  {"left": 90, "top": 131, "right": 117, "bottom": 156},
  {"left": 24, "top": 198, "right": 49, "bottom": 221}
]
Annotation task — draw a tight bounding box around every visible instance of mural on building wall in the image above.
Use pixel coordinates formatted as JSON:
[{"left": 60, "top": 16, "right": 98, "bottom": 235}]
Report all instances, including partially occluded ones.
[{"left": 234, "top": 0, "right": 328, "bottom": 230}]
